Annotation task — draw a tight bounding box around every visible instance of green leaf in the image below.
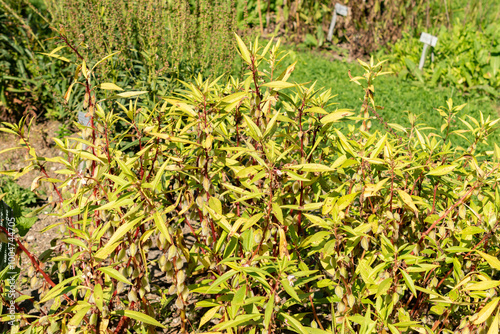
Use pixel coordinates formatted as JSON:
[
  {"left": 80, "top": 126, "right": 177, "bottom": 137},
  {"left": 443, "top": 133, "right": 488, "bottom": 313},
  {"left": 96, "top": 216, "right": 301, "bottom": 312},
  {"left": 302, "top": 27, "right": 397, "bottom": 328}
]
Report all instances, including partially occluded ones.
[
  {"left": 320, "top": 109, "right": 354, "bottom": 124},
  {"left": 100, "top": 83, "right": 124, "bottom": 91},
  {"left": 280, "top": 313, "right": 308, "bottom": 334},
  {"left": 207, "top": 270, "right": 238, "bottom": 294},
  {"left": 426, "top": 165, "right": 456, "bottom": 176},
  {"left": 477, "top": 251, "right": 500, "bottom": 271},
  {"left": 69, "top": 305, "right": 91, "bottom": 326},
  {"left": 243, "top": 114, "right": 262, "bottom": 140},
  {"left": 112, "top": 310, "right": 165, "bottom": 328},
  {"left": 94, "top": 216, "right": 142, "bottom": 261},
  {"left": 400, "top": 269, "right": 417, "bottom": 298},
  {"left": 94, "top": 283, "right": 103, "bottom": 312},
  {"left": 97, "top": 267, "right": 133, "bottom": 285},
  {"left": 199, "top": 306, "right": 220, "bottom": 328},
  {"left": 62, "top": 238, "right": 88, "bottom": 250},
  {"left": 465, "top": 280, "right": 500, "bottom": 291},
  {"left": 473, "top": 297, "right": 500, "bottom": 325},
  {"left": 396, "top": 190, "right": 418, "bottom": 214},
  {"left": 264, "top": 293, "right": 274, "bottom": 329},
  {"left": 284, "top": 164, "right": 333, "bottom": 172},
  {"left": 215, "top": 313, "right": 261, "bottom": 331},
  {"left": 262, "top": 81, "right": 296, "bottom": 90},
  {"left": 281, "top": 278, "right": 301, "bottom": 302},
  {"left": 234, "top": 33, "right": 251, "bottom": 65}
]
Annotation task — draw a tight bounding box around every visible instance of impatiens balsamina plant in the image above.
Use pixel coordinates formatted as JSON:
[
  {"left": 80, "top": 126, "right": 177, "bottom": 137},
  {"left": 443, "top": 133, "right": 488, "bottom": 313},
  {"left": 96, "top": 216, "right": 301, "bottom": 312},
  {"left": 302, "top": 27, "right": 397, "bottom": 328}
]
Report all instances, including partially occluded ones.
[{"left": 2, "top": 31, "right": 500, "bottom": 334}]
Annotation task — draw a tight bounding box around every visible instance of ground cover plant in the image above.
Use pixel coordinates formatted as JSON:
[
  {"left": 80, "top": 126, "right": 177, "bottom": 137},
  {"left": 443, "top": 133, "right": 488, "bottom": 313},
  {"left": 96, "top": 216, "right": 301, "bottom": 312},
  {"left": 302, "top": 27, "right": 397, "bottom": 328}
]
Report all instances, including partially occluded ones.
[
  {"left": 384, "top": 21, "right": 500, "bottom": 97},
  {"left": 1, "top": 32, "right": 500, "bottom": 333}
]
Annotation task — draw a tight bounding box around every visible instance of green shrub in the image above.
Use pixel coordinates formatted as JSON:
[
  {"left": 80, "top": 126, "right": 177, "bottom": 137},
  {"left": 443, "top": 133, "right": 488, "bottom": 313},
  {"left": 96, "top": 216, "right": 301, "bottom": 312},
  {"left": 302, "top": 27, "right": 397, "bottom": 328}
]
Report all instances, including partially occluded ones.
[
  {"left": 384, "top": 22, "right": 500, "bottom": 96},
  {"left": 2, "top": 34, "right": 500, "bottom": 333}
]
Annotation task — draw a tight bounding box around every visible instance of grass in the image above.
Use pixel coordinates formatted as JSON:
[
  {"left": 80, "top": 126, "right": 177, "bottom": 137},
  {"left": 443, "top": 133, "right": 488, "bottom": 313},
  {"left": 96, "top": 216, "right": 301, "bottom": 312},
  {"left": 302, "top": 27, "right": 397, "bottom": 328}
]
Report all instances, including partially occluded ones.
[{"left": 280, "top": 47, "right": 500, "bottom": 152}]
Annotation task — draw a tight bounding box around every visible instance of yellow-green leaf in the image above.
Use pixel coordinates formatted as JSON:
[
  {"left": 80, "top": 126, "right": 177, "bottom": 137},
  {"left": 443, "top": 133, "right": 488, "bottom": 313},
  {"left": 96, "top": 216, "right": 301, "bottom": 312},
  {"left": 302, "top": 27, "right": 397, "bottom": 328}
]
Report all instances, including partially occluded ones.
[
  {"left": 426, "top": 165, "right": 456, "bottom": 176},
  {"left": 100, "top": 83, "right": 124, "bottom": 91},
  {"left": 477, "top": 251, "right": 500, "bottom": 271},
  {"left": 473, "top": 297, "right": 500, "bottom": 325}
]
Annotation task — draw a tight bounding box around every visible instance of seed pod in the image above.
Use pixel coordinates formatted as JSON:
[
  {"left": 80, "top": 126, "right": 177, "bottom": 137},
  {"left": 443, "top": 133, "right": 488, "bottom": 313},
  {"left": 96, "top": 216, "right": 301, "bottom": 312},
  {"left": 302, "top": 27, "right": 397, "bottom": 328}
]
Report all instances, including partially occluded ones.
[
  {"left": 90, "top": 313, "right": 97, "bottom": 326},
  {"left": 159, "top": 255, "right": 167, "bottom": 268},
  {"left": 177, "top": 281, "right": 185, "bottom": 293},
  {"left": 128, "top": 289, "right": 138, "bottom": 302},
  {"left": 177, "top": 270, "right": 186, "bottom": 285},
  {"left": 28, "top": 266, "right": 35, "bottom": 278},
  {"left": 168, "top": 285, "right": 177, "bottom": 295},
  {"left": 254, "top": 230, "right": 263, "bottom": 244},
  {"left": 165, "top": 261, "right": 172, "bottom": 271},
  {"left": 335, "top": 286, "right": 344, "bottom": 299},
  {"left": 130, "top": 243, "right": 137, "bottom": 258},
  {"left": 167, "top": 245, "right": 177, "bottom": 260},
  {"left": 132, "top": 267, "right": 140, "bottom": 279},
  {"left": 361, "top": 237, "right": 369, "bottom": 250},
  {"left": 117, "top": 248, "right": 127, "bottom": 261},
  {"left": 337, "top": 301, "right": 346, "bottom": 313},
  {"left": 141, "top": 277, "right": 150, "bottom": 293},
  {"left": 175, "top": 257, "right": 183, "bottom": 270},
  {"left": 181, "top": 286, "right": 189, "bottom": 300},
  {"left": 59, "top": 262, "right": 67, "bottom": 273},
  {"left": 175, "top": 295, "right": 184, "bottom": 309},
  {"left": 83, "top": 93, "right": 89, "bottom": 109},
  {"left": 158, "top": 233, "right": 166, "bottom": 250},
  {"left": 116, "top": 281, "right": 125, "bottom": 294},
  {"left": 347, "top": 294, "right": 355, "bottom": 308},
  {"left": 340, "top": 267, "right": 347, "bottom": 279},
  {"left": 139, "top": 287, "right": 146, "bottom": 299},
  {"left": 30, "top": 275, "right": 38, "bottom": 289}
]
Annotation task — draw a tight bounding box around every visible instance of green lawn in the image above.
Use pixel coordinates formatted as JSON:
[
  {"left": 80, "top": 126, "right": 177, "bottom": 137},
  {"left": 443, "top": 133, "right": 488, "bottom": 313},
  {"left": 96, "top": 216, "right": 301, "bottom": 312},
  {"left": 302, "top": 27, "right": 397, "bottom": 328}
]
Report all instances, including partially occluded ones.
[{"left": 281, "top": 48, "right": 500, "bottom": 152}]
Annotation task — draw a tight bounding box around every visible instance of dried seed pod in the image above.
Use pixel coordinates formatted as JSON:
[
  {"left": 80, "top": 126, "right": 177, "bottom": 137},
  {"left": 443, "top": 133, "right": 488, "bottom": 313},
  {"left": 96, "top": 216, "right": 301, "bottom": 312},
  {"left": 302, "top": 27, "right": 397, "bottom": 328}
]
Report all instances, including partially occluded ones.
[
  {"left": 174, "top": 257, "right": 183, "bottom": 270},
  {"left": 181, "top": 286, "right": 189, "bottom": 300},
  {"left": 167, "top": 245, "right": 177, "bottom": 260},
  {"left": 59, "top": 262, "right": 67, "bottom": 273},
  {"left": 335, "top": 286, "right": 344, "bottom": 299},
  {"left": 361, "top": 237, "right": 369, "bottom": 250},
  {"left": 30, "top": 275, "right": 38, "bottom": 289},
  {"left": 159, "top": 254, "right": 167, "bottom": 267},
  {"left": 175, "top": 295, "right": 184, "bottom": 309},
  {"left": 27, "top": 266, "right": 35, "bottom": 278},
  {"left": 116, "top": 281, "right": 125, "bottom": 294},
  {"left": 128, "top": 289, "right": 138, "bottom": 302},
  {"left": 337, "top": 301, "right": 346, "bottom": 313},
  {"left": 177, "top": 270, "right": 186, "bottom": 285},
  {"left": 168, "top": 285, "right": 177, "bottom": 295},
  {"left": 347, "top": 294, "right": 355, "bottom": 308}
]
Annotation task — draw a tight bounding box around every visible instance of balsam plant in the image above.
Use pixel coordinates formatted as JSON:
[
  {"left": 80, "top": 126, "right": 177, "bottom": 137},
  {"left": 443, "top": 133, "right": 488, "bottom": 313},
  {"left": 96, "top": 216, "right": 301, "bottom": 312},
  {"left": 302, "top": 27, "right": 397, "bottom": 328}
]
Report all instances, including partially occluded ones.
[{"left": 1, "top": 33, "right": 500, "bottom": 334}]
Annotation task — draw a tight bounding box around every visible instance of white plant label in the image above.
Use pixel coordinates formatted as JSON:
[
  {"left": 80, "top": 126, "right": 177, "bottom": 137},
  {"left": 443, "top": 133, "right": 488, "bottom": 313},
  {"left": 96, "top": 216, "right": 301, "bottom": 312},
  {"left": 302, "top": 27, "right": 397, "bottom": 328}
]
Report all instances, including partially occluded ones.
[
  {"left": 78, "top": 111, "right": 90, "bottom": 172},
  {"left": 335, "top": 3, "right": 349, "bottom": 17},
  {"left": 419, "top": 32, "right": 438, "bottom": 70},
  {"left": 327, "top": 3, "right": 349, "bottom": 42},
  {"left": 78, "top": 111, "right": 91, "bottom": 127}
]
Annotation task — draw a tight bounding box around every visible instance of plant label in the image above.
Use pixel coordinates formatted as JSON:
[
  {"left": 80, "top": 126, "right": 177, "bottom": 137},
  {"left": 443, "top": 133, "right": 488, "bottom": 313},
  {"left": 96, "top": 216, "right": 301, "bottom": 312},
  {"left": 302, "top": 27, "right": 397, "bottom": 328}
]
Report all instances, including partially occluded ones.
[
  {"left": 335, "top": 3, "right": 349, "bottom": 17},
  {"left": 0, "top": 200, "right": 14, "bottom": 271},
  {"left": 78, "top": 111, "right": 91, "bottom": 127},
  {"left": 419, "top": 32, "right": 438, "bottom": 70},
  {"left": 78, "top": 111, "right": 90, "bottom": 172},
  {"left": 419, "top": 32, "right": 438, "bottom": 47},
  {"left": 327, "top": 3, "right": 349, "bottom": 42}
]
